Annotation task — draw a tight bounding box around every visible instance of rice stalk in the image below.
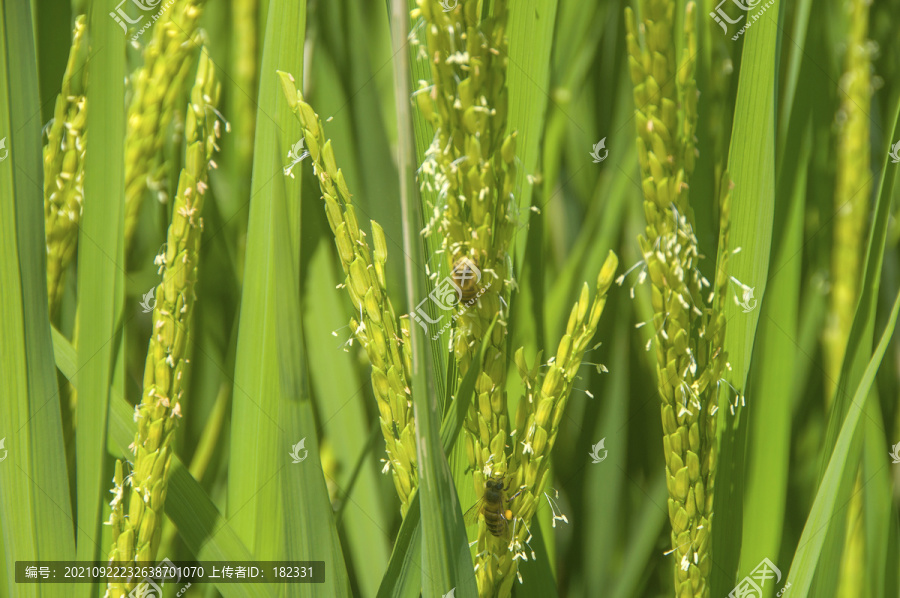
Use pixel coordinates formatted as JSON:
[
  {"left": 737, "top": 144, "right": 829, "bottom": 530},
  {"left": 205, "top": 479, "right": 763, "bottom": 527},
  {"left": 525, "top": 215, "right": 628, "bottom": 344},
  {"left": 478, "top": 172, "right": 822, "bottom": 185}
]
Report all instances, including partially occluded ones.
[
  {"left": 411, "top": 0, "right": 511, "bottom": 581},
  {"left": 702, "top": 0, "right": 734, "bottom": 197},
  {"left": 231, "top": 0, "right": 258, "bottom": 170},
  {"left": 277, "top": 73, "right": 419, "bottom": 515},
  {"left": 44, "top": 15, "right": 88, "bottom": 317},
  {"left": 406, "top": 2, "right": 624, "bottom": 594},
  {"left": 825, "top": 0, "right": 872, "bottom": 404},
  {"left": 495, "top": 253, "right": 618, "bottom": 597},
  {"left": 106, "top": 49, "right": 221, "bottom": 597},
  {"left": 123, "top": 0, "right": 209, "bottom": 250},
  {"left": 829, "top": 0, "right": 873, "bottom": 592},
  {"left": 42, "top": 15, "right": 89, "bottom": 513},
  {"left": 624, "top": 2, "right": 732, "bottom": 596},
  {"left": 411, "top": 0, "right": 517, "bottom": 384},
  {"left": 409, "top": 0, "right": 520, "bottom": 578}
]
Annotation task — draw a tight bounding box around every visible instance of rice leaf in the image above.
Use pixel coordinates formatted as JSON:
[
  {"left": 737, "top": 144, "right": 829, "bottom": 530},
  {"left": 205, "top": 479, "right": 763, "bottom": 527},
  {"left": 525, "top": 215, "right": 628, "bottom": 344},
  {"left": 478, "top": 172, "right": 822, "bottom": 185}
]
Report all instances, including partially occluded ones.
[
  {"left": 302, "top": 236, "right": 391, "bottom": 595},
  {"left": 710, "top": 2, "right": 780, "bottom": 591},
  {"left": 507, "top": 0, "right": 558, "bottom": 276},
  {"left": 809, "top": 86, "right": 900, "bottom": 598},
  {"left": 513, "top": 522, "right": 558, "bottom": 598},
  {"left": 0, "top": 3, "right": 76, "bottom": 597},
  {"left": 271, "top": 141, "right": 353, "bottom": 597},
  {"left": 579, "top": 312, "right": 630, "bottom": 593},
  {"left": 76, "top": 1, "right": 126, "bottom": 579},
  {"left": 861, "top": 398, "right": 892, "bottom": 598},
  {"left": 227, "top": 0, "right": 304, "bottom": 562},
  {"left": 776, "top": 0, "right": 814, "bottom": 154},
  {"left": 738, "top": 115, "right": 811, "bottom": 578},
  {"left": 785, "top": 289, "right": 900, "bottom": 595},
  {"left": 608, "top": 476, "right": 669, "bottom": 598}
]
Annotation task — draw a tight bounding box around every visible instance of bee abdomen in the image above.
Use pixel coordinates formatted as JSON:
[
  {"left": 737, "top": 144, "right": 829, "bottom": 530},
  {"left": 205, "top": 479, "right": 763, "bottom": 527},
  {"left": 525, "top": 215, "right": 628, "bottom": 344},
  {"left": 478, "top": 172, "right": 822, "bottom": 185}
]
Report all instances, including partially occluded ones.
[
  {"left": 452, "top": 257, "right": 483, "bottom": 303},
  {"left": 484, "top": 510, "right": 505, "bottom": 536}
]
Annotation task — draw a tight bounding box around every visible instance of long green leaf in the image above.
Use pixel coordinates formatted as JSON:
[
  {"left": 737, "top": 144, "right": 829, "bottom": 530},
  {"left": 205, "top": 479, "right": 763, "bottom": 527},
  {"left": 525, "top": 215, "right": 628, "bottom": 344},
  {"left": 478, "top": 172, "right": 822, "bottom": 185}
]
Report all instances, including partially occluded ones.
[
  {"left": 861, "top": 395, "right": 892, "bottom": 598},
  {"left": 608, "top": 476, "right": 668, "bottom": 598},
  {"left": 0, "top": 2, "right": 76, "bottom": 596},
  {"left": 227, "top": 0, "right": 305, "bottom": 564},
  {"left": 738, "top": 116, "right": 811, "bottom": 584},
  {"left": 507, "top": 0, "right": 559, "bottom": 277},
  {"left": 710, "top": 1, "right": 780, "bottom": 592},
  {"left": 269, "top": 57, "right": 353, "bottom": 592},
  {"left": 785, "top": 289, "right": 900, "bottom": 595},
  {"left": 77, "top": 0, "right": 125, "bottom": 580},
  {"left": 809, "top": 86, "right": 900, "bottom": 598},
  {"left": 273, "top": 174, "right": 353, "bottom": 598},
  {"left": 302, "top": 237, "right": 391, "bottom": 596}
]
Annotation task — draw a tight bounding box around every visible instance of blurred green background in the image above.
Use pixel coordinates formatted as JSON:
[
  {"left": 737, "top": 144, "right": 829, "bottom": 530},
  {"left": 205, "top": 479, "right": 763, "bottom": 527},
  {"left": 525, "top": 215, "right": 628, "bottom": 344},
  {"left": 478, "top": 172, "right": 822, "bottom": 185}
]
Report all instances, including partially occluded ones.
[{"left": 2, "top": 0, "right": 900, "bottom": 596}]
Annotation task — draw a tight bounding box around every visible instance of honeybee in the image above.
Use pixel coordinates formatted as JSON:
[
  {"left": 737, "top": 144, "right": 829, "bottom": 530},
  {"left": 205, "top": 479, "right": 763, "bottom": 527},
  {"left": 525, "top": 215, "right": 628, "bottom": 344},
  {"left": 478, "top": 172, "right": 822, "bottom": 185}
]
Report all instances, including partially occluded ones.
[
  {"left": 451, "top": 256, "right": 482, "bottom": 303},
  {"left": 464, "top": 475, "right": 515, "bottom": 537}
]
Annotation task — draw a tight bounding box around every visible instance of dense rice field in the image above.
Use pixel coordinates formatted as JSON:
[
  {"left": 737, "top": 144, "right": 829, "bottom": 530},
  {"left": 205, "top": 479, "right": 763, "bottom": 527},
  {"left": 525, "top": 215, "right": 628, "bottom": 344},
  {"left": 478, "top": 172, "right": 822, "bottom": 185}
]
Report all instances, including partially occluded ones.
[{"left": 1, "top": 0, "right": 900, "bottom": 597}]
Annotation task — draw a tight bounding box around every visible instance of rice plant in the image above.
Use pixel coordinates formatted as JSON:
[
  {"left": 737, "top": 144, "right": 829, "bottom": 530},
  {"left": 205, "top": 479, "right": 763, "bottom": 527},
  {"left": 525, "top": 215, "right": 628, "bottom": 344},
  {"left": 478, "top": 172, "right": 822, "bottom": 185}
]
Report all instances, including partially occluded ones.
[{"left": 2, "top": 0, "right": 900, "bottom": 597}]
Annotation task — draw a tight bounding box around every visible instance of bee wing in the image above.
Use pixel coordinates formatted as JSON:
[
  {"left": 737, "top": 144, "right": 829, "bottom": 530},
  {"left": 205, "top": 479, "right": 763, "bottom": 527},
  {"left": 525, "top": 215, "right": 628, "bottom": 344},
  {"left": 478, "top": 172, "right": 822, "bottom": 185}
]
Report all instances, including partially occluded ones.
[{"left": 463, "top": 497, "right": 485, "bottom": 527}]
